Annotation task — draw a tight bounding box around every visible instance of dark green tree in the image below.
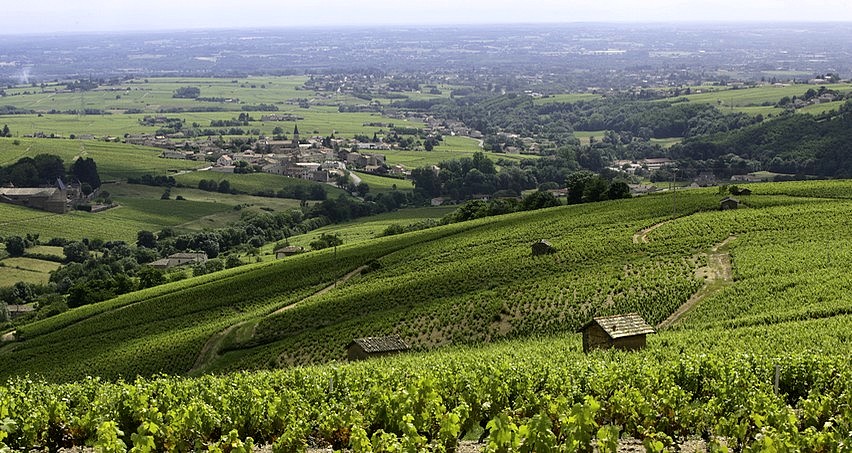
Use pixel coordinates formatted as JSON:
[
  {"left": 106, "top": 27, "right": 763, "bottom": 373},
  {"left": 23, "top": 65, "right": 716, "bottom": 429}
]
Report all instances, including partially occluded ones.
[
  {"left": 4, "top": 236, "right": 26, "bottom": 257},
  {"left": 70, "top": 157, "right": 101, "bottom": 188},
  {"left": 63, "top": 241, "right": 90, "bottom": 263},
  {"left": 136, "top": 230, "right": 157, "bottom": 249}
]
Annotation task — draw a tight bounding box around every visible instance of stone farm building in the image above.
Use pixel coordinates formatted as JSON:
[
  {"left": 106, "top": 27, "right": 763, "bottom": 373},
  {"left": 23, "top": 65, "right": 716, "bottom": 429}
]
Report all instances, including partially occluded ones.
[
  {"left": 275, "top": 246, "right": 305, "bottom": 259},
  {"left": 720, "top": 197, "right": 740, "bottom": 210},
  {"left": 579, "top": 313, "right": 655, "bottom": 353},
  {"left": 0, "top": 187, "right": 68, "bottom": 213},
  {"left": 148, "top": 252, "right": 208, "bottom": 269},
  {"left": 347, "top": 335, "right": 410, "bottom": 361},
  {"left": 531, "top": 239, "right": 556, "bottom": 256}
]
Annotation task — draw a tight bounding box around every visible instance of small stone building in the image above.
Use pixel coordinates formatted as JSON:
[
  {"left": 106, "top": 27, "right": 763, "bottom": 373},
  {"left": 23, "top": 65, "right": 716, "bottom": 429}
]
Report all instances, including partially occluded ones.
[
  {"left": 720, "top": 197, "right": 740, "bottom": 210},
  {"left": 148, "top": 252, "right": 208, "bottom": 269},
  {"left": 579, "top": 313, "right": 655, "bottom": 353},
  {"left": 531, "top": 239, "right": 556, "bottom": 256},
  {"left": 347, "top": 335, "right": 410, "bottom": 361},
  {"left": 275, "top": 246, "right": 305, "bottom": 259}
]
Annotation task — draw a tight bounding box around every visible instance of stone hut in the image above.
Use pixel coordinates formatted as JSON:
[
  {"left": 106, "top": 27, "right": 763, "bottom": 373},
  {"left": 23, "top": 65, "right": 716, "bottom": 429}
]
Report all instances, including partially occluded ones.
[
  {"left": 531, "top": 239, "right": 556, "bottom": 256},
  {"left": 720, "top": 197, "right": 740, "bottom": 210},
  {"left": 579, "top": 313, "right": 655, "bottom": 353},
  {"left": 275, "top": 246, "right": 305, "bottom": 259},
  {"left": 347, "top": 335, "right": 410, "bottom": 361}
]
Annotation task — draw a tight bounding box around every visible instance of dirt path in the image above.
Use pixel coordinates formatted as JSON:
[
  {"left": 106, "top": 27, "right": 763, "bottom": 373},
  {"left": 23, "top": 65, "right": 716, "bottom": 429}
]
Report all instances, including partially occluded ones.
[
  {"left": 0, "top": 331, "right": 15, "bottom": 342},
  {"left": 657, "top": 236, "right": 736, "bottom": 329},
  {"left": 189, "top": 264, "right": 369, "bottom": 373},
  {"left": 632, "top": 219, "right": 671, "bottom": 244},
  {"left": 271, "top": 264, "right": 369, "bottom": 316}
]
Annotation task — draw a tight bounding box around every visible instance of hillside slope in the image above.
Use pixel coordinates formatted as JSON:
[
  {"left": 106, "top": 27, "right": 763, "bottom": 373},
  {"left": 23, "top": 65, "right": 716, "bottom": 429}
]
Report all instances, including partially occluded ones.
[{"left": 2, "top": 180, "right": 851, "bottom": 383}]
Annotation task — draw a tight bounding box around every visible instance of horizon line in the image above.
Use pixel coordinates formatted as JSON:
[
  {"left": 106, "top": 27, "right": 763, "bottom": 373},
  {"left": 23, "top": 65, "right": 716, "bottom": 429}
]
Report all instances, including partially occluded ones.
[{"left": 2, "top": 20, "right": 852, "bottom": 38}]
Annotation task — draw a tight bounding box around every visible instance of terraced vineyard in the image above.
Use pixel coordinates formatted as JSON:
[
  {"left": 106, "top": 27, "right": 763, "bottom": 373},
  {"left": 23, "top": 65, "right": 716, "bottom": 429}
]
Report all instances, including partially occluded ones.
[{"left": 0, "top": 180, "right": 851, "bottom": 450}]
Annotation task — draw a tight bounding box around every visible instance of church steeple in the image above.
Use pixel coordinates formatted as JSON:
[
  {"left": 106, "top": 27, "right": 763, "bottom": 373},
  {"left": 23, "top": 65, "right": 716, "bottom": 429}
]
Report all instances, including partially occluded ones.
[{"left": 292, "top": 124, "right": 300, "bottom": 149}]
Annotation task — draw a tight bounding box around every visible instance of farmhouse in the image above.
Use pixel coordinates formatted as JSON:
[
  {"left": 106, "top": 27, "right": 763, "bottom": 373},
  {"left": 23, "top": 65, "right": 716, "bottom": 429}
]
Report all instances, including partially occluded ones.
[
  {"left": 531, "top": 239, "right": 556, "bottom": 256},
  {"left": 579, "top": 313, "right": 655, "bottom": 353},
  {"left": 275, "top": 246, "right": 305, "bottom": 259},
  {"left": 346, "top": 335, "right": 410, "bottom": 361},
  {"left": 148, "top": 252, "right": 208, "bottom": 269},
  {"left": 0, "top": 187, "right": 67, "bottom": 214},
  {"left": 720, "top": 197, "right": 740, "bottom": 210}
]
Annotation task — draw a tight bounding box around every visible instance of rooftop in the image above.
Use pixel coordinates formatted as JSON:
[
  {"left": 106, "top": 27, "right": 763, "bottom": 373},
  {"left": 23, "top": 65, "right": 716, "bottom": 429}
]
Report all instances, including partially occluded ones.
[
  {"left": 349, "top": 335, "right": 410, "bottom": 353},
  {"left": 581, "top": 313, "right": 655, "bottom": 339}
]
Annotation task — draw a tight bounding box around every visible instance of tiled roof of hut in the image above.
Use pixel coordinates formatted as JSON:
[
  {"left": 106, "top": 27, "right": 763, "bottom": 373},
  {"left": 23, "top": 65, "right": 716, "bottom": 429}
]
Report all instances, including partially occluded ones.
[
  {"left": 581, "top": 313, "right": 655, "bottom": 339},
  {"left": 350, "top": 335, "right": 410, "bottom": 353}
]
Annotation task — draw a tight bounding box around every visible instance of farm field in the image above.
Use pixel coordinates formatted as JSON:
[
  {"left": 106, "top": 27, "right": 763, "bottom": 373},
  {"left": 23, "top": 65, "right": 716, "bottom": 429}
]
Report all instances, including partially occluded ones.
[
  {"left": 351, "top": 171, "right": 413, "bottom": 192},
  {"left": 661, "top": 82, "right": 852, "bottom": 115},
  {"left": 278, "top": 206, "right": 456, "bottom": 251},
  {"left": 0, "top": 137, "right": 204, "bottom": 180},
  {"left": 172, "top": 171, "right": 348, "bottom": 198},
  {"left": 0, "top": 257, "right": 61, "bottom": 286},
  {"left": 0, "top": 180, "right": 851, "bottom": 450}
]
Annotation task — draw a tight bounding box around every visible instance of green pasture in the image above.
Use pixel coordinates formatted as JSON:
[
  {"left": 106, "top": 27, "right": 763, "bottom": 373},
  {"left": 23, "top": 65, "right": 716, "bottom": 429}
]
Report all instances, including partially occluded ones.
[
  {"left": 0, "top": 138, "right": 205, "bottom": 180},
  {"left": 351, "top": 172, "right": 413, "bottom": 192},
  {"left": 172, "top": 171, "right": 349, "bottom": 198},
  {"left": 25, "top": 245, "right": 65, "bottom": 258},
  {"left": 0, "top": 194, "right": 231, "bottom": 243},
  {"left": 667, "top": 83, "right": 852, "bottom": 111},
  {"left": 108, "top": 183, "right": 305, "bottom": 232},
  {"left": 269, "top": 206, "right": 456, "bottom": 253},
  {"left": 533, "top": 93, "right": 603, "bottom": 104},
  {"left": 0, "top": 250, "right": 62, "bottom": 287},
  {"left": 572, "top": 130, "right": 606, "bottom": 145}
]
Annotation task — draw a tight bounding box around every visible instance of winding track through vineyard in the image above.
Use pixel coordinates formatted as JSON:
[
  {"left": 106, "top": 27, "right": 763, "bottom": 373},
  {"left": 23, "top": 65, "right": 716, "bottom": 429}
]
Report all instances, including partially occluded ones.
[
  {"left": 658, "top": 236, "right": 735, "bottom": 329},
  {"left": 632, "top": 219, "right": 672, "bottom": 243},
  {"left": 190, "top": 263, "right": 372, "bottom": 372}
]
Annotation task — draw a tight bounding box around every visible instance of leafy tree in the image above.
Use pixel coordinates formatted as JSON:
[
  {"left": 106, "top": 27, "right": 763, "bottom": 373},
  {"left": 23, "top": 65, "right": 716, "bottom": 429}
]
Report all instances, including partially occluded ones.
[
  {"left": 11, "top": 281, "right": 35, "bottom": 304},
  {"left": 137, "top": 267, "right": 165, "bottom": 289},
  {"left": 32, "top": 154, "right": 65, "bottom": 183},
  {"left": 4, "top": 236, "right": 26, "bottom": 257},
  {"left": 521, "top": 191, "right": 560, "bottom": 211},
  {"left": 63, "top": 241, "right": 90, "bottom": 263},
  {"left": 607, "top": 181, "right": 631, "bottom": 200},
  {"left": 70, "top": 157, "right": 101, "bottom": 188},
  {"left": 136, "top": 230, "right": 157, "bottom": 249},
  {"left": 310, "top": 233, "right": 343, "bottom": 251},
  {"left": 565, "top": 171, "right": 597, "bottom": 204},
  {"left": 1, "top": 124, "right": 9, "bottom": 137},
  {"left": 582, "top": 176, "right": 610, "bottom": 202}
]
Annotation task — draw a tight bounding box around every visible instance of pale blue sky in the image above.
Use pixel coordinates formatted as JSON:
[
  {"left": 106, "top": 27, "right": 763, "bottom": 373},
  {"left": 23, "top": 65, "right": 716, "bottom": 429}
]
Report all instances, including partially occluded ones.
[{"left": 2, "top": 0, "right": 851, "bottom": 34}]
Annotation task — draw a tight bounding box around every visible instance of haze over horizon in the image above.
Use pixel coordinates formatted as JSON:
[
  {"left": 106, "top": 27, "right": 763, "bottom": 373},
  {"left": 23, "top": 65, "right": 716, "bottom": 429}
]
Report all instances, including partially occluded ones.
[{"left": 2, "top": 0, "right": 852, "bottom": 35}]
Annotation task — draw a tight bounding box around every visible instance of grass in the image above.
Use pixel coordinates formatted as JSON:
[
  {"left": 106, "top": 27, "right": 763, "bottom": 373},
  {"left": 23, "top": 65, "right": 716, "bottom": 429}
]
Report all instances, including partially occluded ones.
[
  {"left": 662, "top": 83, "right": 852, "bottom": 115},
  {"left": 0, "top": 137, "right": 205, "bottom": 180},
  {"left": 0, "top": 257, "right": 61, "bottom": 286},
  {"left": 263, "top": 206, "right": 456, "bottom": 254},
  {"left": 25, "top": 246, "right": 65, "bottom": 258},
  {"left": 172, "top": 171, "right": 348, "bottom": 198},
  {"left": 351, "top": 172, "right": 413, "bottom": 192},
  {"left": 533, "top": 93, "right": 603, "bottom": 104}
]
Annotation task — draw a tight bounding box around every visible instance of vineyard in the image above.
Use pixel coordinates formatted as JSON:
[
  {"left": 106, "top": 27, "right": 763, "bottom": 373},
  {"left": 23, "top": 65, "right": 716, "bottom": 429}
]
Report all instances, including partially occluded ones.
[{"left": 0, "top": 180, "right": 851, "bottom": 450}]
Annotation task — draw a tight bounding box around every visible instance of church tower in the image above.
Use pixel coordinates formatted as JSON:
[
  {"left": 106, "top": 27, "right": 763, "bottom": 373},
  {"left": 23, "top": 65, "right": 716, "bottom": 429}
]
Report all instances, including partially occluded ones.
[{"left": 292, "top": 124, "right": 300, "bottom": 149}]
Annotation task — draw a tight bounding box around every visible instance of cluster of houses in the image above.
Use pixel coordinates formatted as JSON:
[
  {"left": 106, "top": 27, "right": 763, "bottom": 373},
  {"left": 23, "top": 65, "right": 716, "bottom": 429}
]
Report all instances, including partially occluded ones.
[{"left": 154, "top": 125, "right": 409, "bottom": 182}]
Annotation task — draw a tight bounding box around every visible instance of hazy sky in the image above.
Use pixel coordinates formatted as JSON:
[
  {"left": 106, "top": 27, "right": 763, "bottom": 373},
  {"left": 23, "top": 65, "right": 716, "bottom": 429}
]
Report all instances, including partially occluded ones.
[{"left": 3, "top": 0, "right": 851, "bottom": 35}]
